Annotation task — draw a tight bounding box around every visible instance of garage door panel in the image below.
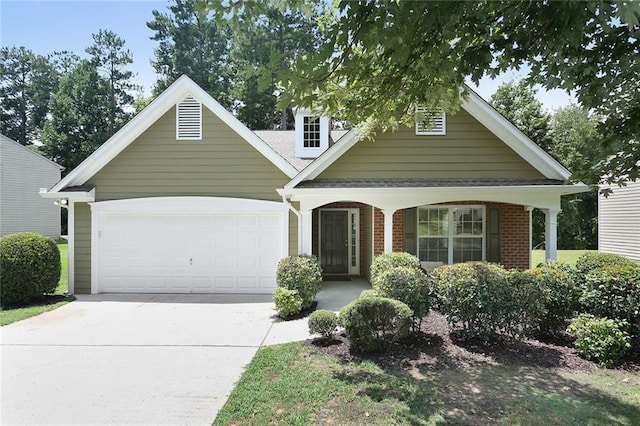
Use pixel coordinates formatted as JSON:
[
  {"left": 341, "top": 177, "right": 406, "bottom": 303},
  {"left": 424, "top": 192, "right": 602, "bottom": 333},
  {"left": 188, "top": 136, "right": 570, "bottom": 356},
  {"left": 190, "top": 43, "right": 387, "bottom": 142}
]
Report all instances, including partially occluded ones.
[{"left": 94, "top": 198, "right": 284, "bottom": 293}]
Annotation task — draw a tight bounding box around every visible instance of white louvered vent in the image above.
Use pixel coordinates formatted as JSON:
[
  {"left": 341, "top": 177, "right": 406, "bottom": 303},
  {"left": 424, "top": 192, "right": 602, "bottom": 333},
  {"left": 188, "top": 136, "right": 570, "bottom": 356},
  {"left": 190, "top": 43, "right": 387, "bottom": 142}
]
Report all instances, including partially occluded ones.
[
  {"left": 415, "top": 106, "right": 446, "bottom": 135},
  {"left": 176, "top": 95, "right": 202, "bottom": 140}
]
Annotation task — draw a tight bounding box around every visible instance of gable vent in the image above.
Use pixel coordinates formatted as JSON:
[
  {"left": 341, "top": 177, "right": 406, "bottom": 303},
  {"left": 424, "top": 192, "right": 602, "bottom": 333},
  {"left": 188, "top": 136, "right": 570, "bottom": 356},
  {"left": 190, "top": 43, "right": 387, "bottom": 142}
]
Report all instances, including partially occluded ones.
[
  {"left": 415, "top": 106, "right": 446, "bottom": 135},
  {"left": 176, "top": 95, "right": 202, "bottom": 140}
]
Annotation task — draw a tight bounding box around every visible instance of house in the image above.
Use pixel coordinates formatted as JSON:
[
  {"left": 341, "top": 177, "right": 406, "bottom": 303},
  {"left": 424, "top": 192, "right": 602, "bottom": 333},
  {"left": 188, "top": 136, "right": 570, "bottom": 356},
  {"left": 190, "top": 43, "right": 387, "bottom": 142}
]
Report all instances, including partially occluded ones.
[
  {"left": 40, "top": 76, "right": 588, "bottom": 294},
  {"left": 598, "top": 179, "right": 640, "bottom": 262},
  {"left": 1, "top": 134, "right": 62, "bottom": 239}
]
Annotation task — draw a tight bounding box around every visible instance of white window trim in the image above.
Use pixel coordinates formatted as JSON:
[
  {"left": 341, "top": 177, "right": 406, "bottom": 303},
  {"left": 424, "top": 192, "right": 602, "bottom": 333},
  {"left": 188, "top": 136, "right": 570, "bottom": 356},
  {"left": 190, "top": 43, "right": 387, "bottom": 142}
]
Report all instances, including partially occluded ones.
[
  {"left": 417, "top": 205, "right": 486, "bottom": 264},
  {"left": 176, "top": 94, "right": 202, "bottom": 140},
  {"left": 318, "top": 208, "right": 360, "bottom": 275},
  {"left": 415, "top": 106, "right": 446, "bottom": 135}
]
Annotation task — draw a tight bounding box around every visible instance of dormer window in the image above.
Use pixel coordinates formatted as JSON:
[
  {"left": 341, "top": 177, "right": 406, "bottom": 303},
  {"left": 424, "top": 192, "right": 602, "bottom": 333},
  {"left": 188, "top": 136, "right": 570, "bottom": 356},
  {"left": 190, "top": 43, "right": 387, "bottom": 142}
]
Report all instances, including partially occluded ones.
[
  {"left": 176, "top": 94, "right": 202, "bottom": 140},
  {"left": 415, "top": 106, "right": 446, "bottom": 135},
  {"left": 295, "top": 109, "right": 329, "bottom": 158},
  {"left": 303, "top": 116, "right": 321, "bottom": 148}
]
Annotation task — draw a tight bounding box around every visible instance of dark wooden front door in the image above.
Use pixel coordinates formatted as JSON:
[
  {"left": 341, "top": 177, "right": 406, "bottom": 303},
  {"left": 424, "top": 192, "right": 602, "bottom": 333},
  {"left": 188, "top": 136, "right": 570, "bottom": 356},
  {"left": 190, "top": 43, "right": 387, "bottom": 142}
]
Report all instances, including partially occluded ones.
[{"left": 320, "top": 210, "right": 349, "bottom": 274}]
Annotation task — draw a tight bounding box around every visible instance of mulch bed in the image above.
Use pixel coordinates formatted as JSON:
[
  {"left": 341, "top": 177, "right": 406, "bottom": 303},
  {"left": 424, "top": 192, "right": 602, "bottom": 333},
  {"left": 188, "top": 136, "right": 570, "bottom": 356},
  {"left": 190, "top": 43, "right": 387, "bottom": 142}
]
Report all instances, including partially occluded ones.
[{"left": 305, "top": 311, "right": 640, "bottom": 373}]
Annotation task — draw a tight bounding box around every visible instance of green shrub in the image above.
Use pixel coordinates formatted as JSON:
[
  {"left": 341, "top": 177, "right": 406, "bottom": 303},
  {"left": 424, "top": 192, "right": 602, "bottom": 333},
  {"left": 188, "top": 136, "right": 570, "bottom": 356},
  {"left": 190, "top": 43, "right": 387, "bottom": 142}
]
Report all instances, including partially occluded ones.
[
  {"left": 567, "top": 314, "right": 630, "bottom": 368},
  {"left": 276, "top": 255, "right": 322, "bottom": 308},
  {"left": 359, "top": 289, "right": 380, "bottom": 299},
  {"left": 530, "top": 262, "right": 580, "bottom": 334},
  {"left": 274, "top": 287, "right": 303, "bottom": 318},
  {"left": 0, "top": 232, "right": 61, "bottom": 307},
  {"left": 374, "top": 266, "right": 432, "bottom": 329},
  {"left": 308, "top": 310, "right": 339, "bottom": 339},
  {"left": 432, "top": 263, "right": 544, "bottom": 338},
  {"left": 339, "top": 296, "right": 412, "bottom": 352},
  {"left": 370, "top": 252, "right": 421, "bottom": 288},
  {"left": 575, "top": 252, "right": 635, "bottom": 281},
  {"left": 580, "top": 264, "right": 640, "bottom": 330}
]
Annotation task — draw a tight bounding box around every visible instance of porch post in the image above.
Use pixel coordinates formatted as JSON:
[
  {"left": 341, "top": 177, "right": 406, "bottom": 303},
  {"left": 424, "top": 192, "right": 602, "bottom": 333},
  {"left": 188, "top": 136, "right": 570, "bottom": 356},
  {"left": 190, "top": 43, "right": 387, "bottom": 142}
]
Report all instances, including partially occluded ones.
[
  {"left": 543, "top": 209, "right": 559, "bottom": 261},
  {"left": 299, "top": 209, "right": 313, "bottom": 255},
  {"left": 382, "top": 209, "right": 396, "bottom": 253}
]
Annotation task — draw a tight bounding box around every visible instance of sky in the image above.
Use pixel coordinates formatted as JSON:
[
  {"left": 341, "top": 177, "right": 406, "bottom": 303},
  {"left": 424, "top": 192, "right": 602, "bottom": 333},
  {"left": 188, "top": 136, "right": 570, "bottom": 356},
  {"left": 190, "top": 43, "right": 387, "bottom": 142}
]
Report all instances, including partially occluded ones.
[{"left": 1, "top": 0, "right": 575, "bottom": 110}]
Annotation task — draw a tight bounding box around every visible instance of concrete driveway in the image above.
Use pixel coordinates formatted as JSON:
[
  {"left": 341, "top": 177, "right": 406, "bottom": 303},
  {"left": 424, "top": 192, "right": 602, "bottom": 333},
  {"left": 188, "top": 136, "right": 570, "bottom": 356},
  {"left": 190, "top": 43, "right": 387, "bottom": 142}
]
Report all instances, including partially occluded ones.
[{"left": 0, "top": 293, "right": 311, "bottom": 425}]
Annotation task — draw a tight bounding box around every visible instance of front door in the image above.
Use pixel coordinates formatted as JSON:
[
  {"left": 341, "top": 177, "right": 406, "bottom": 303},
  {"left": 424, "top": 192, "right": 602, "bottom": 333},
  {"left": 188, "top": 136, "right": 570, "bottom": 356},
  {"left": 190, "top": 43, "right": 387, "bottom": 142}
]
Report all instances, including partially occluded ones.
[{"left": 320, "top": 210, "right": 349, "bottom": 274}]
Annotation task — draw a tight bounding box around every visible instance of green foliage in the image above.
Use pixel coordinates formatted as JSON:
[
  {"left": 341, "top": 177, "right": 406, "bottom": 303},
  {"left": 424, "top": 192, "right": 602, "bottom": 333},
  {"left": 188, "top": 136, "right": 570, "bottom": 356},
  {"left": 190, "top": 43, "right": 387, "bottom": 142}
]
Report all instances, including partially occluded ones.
[
  {"left": 374, "top": 266, "right": 431, "bottom": 329},
  {"left": 580, "top": 265, "right": 640, "bottom": 329},
  {"left": 359, "top": 289, "right": 380, "bottom": 299},
  {"left": 339, "top": 295, "right": 412, "bottom": 353},
  {"left": 273, "top": 287, "right": 303, "bottom": 318},
  {"left": 0, "top": 46, "right": 57, "bottom": 145},
  {"left": 308, "top": 309, "right": 339, "bottom": 339},
  {"left": 147, "top": 0, "right": 231, "bottom": 104},
  {"left": 530, "top": 262, "right": 580, "bottom": 334},
  {"left": 370, "top": 252, "right": 421, "bottom": 288},
  {"left": 0, "top": 232, "right": 61, "bottom": 307},
  {"left": 276, "top": 255, "right": 322, "bottom": 308},
  {"left": 575, "top": 252, "right": 636, "bottom": 279},
  {"left": 568, "top": 314, "right": 630, "bottom": 368},
  {"left": 431, "top": 263, "right": 544, "bottom": 338}
]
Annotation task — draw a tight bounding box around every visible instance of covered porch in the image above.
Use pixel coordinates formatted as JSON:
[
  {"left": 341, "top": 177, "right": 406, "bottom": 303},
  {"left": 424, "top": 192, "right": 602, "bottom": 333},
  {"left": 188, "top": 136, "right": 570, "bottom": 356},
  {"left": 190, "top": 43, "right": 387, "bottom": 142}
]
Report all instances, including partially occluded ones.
[{"left": 280, "top": 179, "right": 587, "bottom": 274}]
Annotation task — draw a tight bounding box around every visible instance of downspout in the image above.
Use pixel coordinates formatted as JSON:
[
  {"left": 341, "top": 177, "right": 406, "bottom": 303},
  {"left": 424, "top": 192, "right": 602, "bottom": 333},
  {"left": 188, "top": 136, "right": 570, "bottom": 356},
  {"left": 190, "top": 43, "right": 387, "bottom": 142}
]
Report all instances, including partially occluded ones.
[{"left": 282, "top": 195, "right": 302, "bottom": 255}]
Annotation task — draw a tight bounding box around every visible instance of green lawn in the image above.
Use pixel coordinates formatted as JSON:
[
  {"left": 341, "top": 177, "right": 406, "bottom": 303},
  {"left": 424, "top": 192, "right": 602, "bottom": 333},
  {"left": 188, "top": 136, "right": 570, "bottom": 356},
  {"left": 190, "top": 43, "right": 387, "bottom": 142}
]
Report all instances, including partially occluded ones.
[
  {"left": 532, "top": 249, "right": 596, "bottom": 267},
  {"left": 215, "top": 342, "right": 640, "bottom": 425},
  {"left": 0, "top": 240, "right": 74, "bottom": 326}
]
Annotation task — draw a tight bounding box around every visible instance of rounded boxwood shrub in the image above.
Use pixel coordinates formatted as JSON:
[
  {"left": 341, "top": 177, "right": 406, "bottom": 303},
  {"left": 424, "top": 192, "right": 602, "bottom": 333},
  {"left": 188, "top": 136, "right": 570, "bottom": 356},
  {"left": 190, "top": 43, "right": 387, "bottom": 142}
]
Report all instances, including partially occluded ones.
[
  {"left": 580, "top": 264, "right": 640, "bottom": 329},
  {"left": 308, "top": 309, "right": 339, "bottom": 339},
  {"left": 432, "top": 262, "right": 544, "bottom": 338},
  {"left": 339, "top": 295, "right": 412, "bottom": 353},
  {"left": 276, "top": 255, "right": 322, "bottom": 308},
  {"left": 567, "top": 314, "right": 630, "bottom": 368},
  {"left": 0, "top": 232, "right": 61, "bottom": 307},
  {"left": 374, "top": 266, "right": 432, "bottom": 328},
  {"left": 370, "top": 252, "right": 421, "bottom": 288},
  {"left": 575, "top": 252, "right": 635, "bottom": 282},
  {"left": 274, "top": 287, "right": 303, "bottom": 318},
  {"left": 530, "top": 262, "right": 580, "bottom": 335}
]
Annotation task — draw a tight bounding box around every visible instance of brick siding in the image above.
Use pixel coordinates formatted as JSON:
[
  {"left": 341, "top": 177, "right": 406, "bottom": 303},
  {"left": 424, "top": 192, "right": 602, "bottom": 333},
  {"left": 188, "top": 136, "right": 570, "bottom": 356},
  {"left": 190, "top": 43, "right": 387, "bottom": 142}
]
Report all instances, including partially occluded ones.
[{"left": 500, "top": 203, "right": 530, "bottom": 269}]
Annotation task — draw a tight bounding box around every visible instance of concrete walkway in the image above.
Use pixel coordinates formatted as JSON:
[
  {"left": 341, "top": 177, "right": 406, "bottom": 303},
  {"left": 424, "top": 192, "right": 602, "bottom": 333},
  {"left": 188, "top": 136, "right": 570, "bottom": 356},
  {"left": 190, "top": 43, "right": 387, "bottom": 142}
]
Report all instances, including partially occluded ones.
[{"left": 0, "top": 279, "right": 369, "bottom": 425}]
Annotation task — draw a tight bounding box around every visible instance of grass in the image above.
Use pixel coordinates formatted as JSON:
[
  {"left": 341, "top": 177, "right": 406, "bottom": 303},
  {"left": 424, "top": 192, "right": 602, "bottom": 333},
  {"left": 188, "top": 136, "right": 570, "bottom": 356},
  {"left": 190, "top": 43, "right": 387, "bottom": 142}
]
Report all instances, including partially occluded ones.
[
  {"left": 532, "top": 249, "right": 596, "bottom": 267},
  {"left": 214, "top": 342, "right": 640, "bottom": 425},
  {"left": 0, "top": 240, "right": 74, "bottom": 326}
]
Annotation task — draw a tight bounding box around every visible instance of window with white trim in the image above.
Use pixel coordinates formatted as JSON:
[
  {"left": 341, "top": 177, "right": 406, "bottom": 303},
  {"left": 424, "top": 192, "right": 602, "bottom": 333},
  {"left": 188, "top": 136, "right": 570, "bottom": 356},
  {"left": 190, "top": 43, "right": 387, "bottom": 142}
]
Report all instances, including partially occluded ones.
[
  {"left": 417, "top": 206, "right": 485, "bottom": 264},
  {"left": 176, "top": 95, "right": 202, "bottom": 140},
  {"left": 415, "top": 106, "right": 446, "bottom": 135},
  {"left": 303, "top": 116, "right": 321, "bottom": 147}
]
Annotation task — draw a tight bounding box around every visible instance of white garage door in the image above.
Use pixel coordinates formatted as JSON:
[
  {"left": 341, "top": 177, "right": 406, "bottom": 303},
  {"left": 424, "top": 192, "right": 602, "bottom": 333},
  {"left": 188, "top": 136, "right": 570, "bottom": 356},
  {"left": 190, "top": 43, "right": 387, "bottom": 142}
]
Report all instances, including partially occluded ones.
[{"left": 91, "top": 197, "right": 286, "bottom": 294}]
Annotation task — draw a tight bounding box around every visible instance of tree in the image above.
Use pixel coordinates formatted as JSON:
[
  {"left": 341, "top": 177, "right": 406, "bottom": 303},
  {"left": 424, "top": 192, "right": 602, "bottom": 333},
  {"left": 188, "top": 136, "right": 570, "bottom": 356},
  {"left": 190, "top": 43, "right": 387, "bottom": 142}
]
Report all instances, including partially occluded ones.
[
  {"left": 230, "top": 8, "right": 320, "bottom": 130},
  {"left": 148, "top": 0, "right": 231, "bottom": 105},
  {"left": 86, "top": 29, "right": 138, "bottom": 135},
  {"left": 41, "top": 60, "right": 110, "bottom": 174},
  {"left": 0, "top": 46, "right": 56, "bottom": 145},
  {"left": 209, "top": 0, "right": 640, "bottom": 185},
  {"left": 489, "top": 81, "right": 552, "bottom": 152}
]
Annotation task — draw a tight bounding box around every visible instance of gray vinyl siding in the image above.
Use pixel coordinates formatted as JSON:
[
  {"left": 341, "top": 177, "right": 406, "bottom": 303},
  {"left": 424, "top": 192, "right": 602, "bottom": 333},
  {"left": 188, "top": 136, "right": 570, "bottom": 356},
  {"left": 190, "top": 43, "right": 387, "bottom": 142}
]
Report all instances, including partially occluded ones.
[
  {"left": 74, "top": 202, "right": 92, "bottom": 293},
  {"left": 0, "top": 135, "right": 61, "bottom": 238},
  {"left": 599, "top": 180, "right": 640, "bottom": 262},
  {"left": 73, "top": 106, "right": 292, "bottom": 293},
  {"left": 320, "top": 109, "right": 544, "bottom": 180}
]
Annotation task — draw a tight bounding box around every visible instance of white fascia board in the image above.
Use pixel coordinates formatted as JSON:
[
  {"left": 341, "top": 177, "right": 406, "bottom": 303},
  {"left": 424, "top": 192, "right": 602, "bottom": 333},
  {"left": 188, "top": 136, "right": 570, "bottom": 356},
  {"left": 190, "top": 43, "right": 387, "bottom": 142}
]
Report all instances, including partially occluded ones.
[
  {"left": 39, "top": 187, "right": 95, "bottom": 202},
  {"left": 49, "top": 75, "right": 298, "bottom": 194},
  {"left": 281, "top": 183, "right": 589, "bottom": 211},
  {"left": 462, "top": 90, "right": 571, "bottom": 180},
  {"left": 285, "top": 128, "right": 360, "bottom": 189}
]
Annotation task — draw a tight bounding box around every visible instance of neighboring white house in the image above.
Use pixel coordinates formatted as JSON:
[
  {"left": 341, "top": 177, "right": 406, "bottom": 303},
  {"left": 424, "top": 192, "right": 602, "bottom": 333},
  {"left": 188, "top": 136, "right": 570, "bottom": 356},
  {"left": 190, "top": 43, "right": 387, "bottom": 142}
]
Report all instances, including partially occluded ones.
[
  {"left": 0, "top": 134, "right": 62, "bottom": 239},
  {"left": 599, "top": 179, "right": 640, "bottom": 262}
]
